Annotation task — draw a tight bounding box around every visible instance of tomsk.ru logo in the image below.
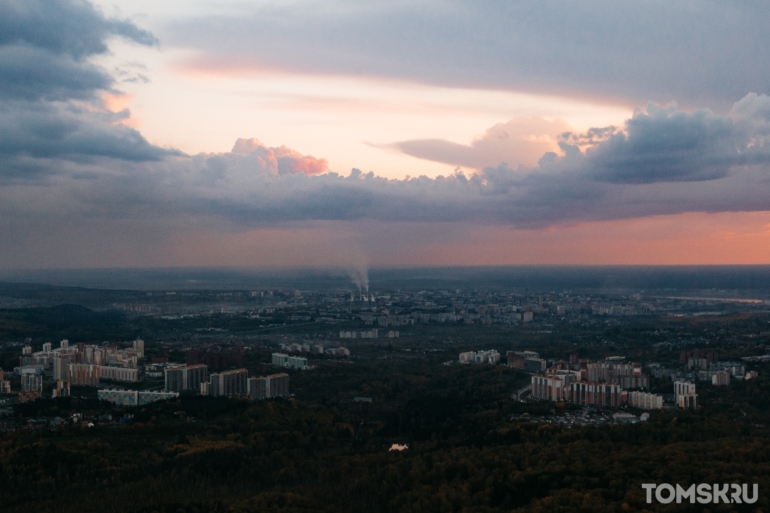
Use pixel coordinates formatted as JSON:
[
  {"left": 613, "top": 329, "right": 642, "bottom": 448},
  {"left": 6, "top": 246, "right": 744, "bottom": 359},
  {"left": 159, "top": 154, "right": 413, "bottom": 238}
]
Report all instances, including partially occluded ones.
[{"left": 642, "top": 483, "right": 758, "bottom": 504}]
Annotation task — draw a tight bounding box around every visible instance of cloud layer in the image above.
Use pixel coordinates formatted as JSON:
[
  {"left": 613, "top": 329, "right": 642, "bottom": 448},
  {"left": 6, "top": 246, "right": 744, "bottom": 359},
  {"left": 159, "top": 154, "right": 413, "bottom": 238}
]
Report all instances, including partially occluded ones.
[
  {"left": 171, "top": 1, "right": 770, "bottom": 108},
  {"left": 7, "top": 94, "right": 770, "bottom": 233}
]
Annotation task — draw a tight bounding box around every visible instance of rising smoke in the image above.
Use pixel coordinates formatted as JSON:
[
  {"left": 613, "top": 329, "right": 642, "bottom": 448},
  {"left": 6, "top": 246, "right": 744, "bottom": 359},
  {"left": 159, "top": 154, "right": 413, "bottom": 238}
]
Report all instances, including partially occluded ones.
[{"left": 348, "top": 264, "right": 369, "bottom": 294}]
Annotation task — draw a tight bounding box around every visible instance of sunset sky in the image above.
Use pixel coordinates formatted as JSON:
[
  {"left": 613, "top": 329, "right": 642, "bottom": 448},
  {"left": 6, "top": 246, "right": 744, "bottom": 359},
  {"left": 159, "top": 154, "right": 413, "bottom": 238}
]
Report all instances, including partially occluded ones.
[{"left": 3, "top": 0, "right": 770, "bottom": 268}]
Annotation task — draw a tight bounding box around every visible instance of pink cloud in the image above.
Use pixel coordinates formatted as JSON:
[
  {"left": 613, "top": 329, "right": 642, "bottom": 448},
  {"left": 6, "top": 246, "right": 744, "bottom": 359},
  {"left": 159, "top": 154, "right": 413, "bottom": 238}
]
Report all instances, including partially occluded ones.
[{"left": 231, "top": 138, "right": 328, "bottom": 176}]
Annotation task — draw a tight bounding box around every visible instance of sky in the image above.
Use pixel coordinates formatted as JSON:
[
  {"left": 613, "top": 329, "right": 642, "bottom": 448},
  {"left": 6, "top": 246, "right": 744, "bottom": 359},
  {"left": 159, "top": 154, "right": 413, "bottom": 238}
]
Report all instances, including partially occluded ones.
[{"left": 2, "top": 0, "right": 770, "bottom": 269}]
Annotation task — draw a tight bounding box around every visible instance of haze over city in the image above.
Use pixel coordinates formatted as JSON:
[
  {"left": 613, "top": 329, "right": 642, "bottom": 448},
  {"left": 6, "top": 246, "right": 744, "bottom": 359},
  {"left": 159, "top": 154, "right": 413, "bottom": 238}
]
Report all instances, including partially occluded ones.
[{"left": 2, "top": 1, "right": 770, "bottom": 269}]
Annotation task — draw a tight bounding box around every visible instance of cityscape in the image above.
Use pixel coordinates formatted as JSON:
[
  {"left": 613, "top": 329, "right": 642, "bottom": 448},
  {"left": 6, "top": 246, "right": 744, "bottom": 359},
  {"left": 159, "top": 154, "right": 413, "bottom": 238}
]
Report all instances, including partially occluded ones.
[
  {"left": 4, "top": 0, "right": 770, "bottom": 511},
  {"left": 2, "top": 274, "right": 770, "bottom": 511}
]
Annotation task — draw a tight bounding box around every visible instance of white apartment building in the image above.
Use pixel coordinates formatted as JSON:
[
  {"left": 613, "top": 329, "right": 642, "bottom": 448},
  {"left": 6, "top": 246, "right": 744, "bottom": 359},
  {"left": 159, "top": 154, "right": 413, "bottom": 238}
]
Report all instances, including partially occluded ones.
[{"left": 628, "top": 391, "right": 663, "bottom": 410}]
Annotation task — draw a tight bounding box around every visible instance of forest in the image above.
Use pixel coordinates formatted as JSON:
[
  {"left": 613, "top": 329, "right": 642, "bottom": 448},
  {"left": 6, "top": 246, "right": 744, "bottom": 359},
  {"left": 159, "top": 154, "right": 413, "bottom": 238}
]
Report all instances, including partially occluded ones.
[{"left": 2, "top": 355, "right": 770, "bottom": 512}]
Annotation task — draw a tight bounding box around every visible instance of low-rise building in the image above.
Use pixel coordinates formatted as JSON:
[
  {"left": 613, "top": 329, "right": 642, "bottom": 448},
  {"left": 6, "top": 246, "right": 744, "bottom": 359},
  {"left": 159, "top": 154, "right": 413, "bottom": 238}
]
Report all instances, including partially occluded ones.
[
  {"left": 712, "top": 371, "right": 730, "bottom": 386},
  {"left": 287, "top": 356, "right": 308, "bottom": 370},
  {"left": 459, "top": 350, "right": 500, "bottom": 365},
  {"left": 524, "top": 358, "right": 547, "bottom": 373},
  {"left": 507, "top": 352, "right": 526, "bottom": 368},
  {"left": 18, "top": 390, "right": 41, "bottom": 403},
  {"left": 52, "top": 380, "right": 70, "bottom": 398},
  {"left": 98, "top": 389, "right": 179, "bottom": 406},
  {"left": 272, "top": 353, "right": 289, "bottom": 366}
]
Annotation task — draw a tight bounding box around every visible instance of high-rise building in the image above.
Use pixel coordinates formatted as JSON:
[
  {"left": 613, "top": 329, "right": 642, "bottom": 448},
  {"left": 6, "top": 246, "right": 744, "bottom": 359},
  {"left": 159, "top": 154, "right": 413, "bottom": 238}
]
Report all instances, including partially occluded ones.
[
  {"left": 21, "top": 373, "right": 43, "bottom": 393},
  {"left": 268, "top": 373, "right": 289, "bottom": 398},
  {"left": 674, "top": 381, "right": 698, "bottom": 409},
  {"left": 531, "top": 373, "right": 577, "bottom": 402},
  {"left": 249, "top": 373, "right": 290, "bottom": 400},
  {"left": 615, "top": 375, "right": 649, "bottom": 389},
  {"left": 587, "top": 362, "right": 611, "bottom": 383},
  {"left": 249, "top": 376, "right": 267, "bottom": 399},
  {"left": 165, "top": 366, "right": 186, "bottom": 392},
  {"left": 42, "top": 342, "right": 52, "bottom": 353},
  {"left": 186, "top": 364, "right": 209, "bottom": 392},
  {"left": 60, "top": 339, "right": 69, "bottom": 349},
  {"left": 0, "top": 381, "right": 10, "bottom": 394},
  {"left": 678, "top": 393, "right": 698, "bottom": 409},
  {"left": 133, "top": 339, "right": 145, "bottom": 358},
  {"left": 209, "top": 369, "right": 248, "bottom": 397},
  {"left": 53, "top": 356, "right": 70, "bottom": 380},
  {"left": 68, "top": 363, "right": 100, "bottom": 386},
  {"left": 100, "top": 366, "right": 139, "bottom": 382},
  {"left": 569, "top": 382, "right": 626, "bottom": 407},
  {"left": 674, "top": 381, "right": 696, "bottom": 402},
  {"left": 165, "top": 364, "right": 209, "bottom": 392},
  {"left": 22, "top": 345, "right": 32, "bottom": 355}
]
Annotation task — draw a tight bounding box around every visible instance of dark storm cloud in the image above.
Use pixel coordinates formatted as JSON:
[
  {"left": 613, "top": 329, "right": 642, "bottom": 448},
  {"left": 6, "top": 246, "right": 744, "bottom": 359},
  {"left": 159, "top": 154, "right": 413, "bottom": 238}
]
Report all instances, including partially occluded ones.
[
  {"left": 584, "top": 105, "right": 741, "bottom": 183},
  {"left": 0, "top": 45, "right": 112, "bottom": 101},
  {"left": 171, "top": 0, "right": 770, "bottom": 108},
  {"left": 0, "top": 0, "right": 157, "bottom": 101},
  {"left": 0, "top": 102, "right": 180, "bottom": 174},
  {"left": 0, "top": 0, "right": 156, "bottom": 58},
  {"left": 0, "top": 0, "right": 178, "bottom": 177}
]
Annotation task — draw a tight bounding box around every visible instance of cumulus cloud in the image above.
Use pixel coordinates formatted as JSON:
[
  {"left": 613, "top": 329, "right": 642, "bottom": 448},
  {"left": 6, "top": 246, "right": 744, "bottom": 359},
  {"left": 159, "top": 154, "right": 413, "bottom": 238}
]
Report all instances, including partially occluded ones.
[
  {"left": 170, "top": 1, "right": 770, "bottom": 107},
  {"left": 391, "top": 117, "right": 571, "bottom": 170},
  {"left": 0, "top": 0, "right": 176, "bottom": 180},
  {"left": 231, "top": 138, "right": 328, "bottom": 176}
]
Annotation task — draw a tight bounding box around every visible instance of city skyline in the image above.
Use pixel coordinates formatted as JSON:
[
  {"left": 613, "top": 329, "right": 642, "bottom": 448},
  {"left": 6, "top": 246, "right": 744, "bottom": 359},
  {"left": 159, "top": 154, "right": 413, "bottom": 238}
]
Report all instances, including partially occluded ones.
[{"left": 3, "top": 1, "right": 770, "bottom": 268}]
